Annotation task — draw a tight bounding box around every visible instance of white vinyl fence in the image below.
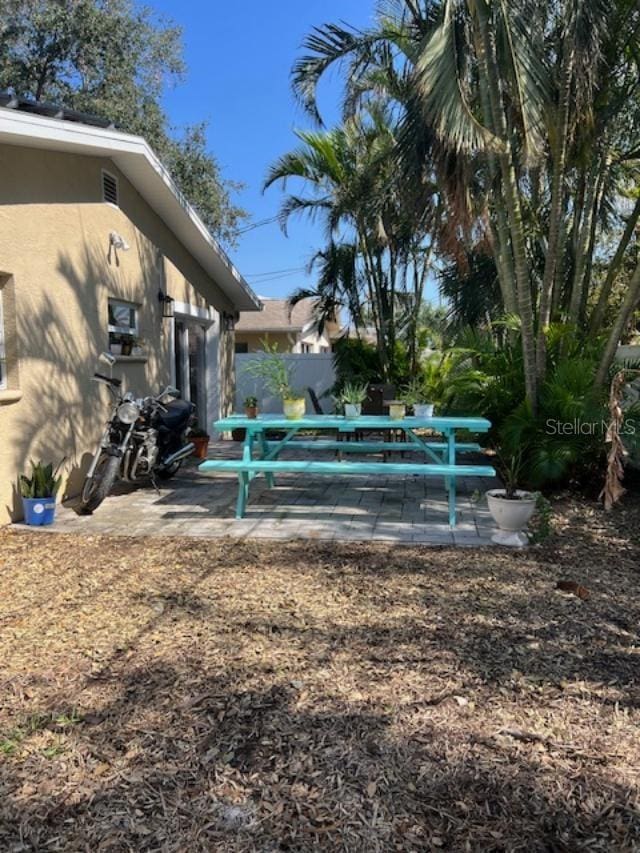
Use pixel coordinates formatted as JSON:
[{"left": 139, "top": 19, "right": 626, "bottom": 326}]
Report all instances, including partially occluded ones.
[{"left": 235, "top": 353, "right": 336, "bottom": 414}]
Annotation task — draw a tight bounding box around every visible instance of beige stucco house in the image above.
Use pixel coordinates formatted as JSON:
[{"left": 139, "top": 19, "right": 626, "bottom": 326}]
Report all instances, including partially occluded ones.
[
  {"left": 234, "top": 297, "right": 340, "bottom": 353},
  {"left": 0, "top": 97, "right": 261, "bottom": 525}
]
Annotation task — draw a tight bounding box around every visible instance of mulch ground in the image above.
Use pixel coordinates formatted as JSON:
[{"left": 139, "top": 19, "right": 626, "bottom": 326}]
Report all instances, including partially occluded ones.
[{"left": 0, "top": 494, "right": 639, "bottom": 852}]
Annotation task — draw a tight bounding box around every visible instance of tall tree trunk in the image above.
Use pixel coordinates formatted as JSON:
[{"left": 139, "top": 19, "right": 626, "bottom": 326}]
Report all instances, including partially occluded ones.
[
  {"left": 470, "top": 7, "right": 518, "bottom": 316},
  {"left": 408, "top": 246, "right": 431, "bottom": 375},
  {"left": 568, "top": 151, "right": 606, "bottom": 325},
  {"left": 595, "top": 259, "right": 640, "bottom": 386},
  {"left": 551, "top": 215, "right": 569, "bottom": 316},
  {"left": 360, "top": 236, "right": 387, "bottom": 375},
  {"left": 480, "top": 7, "right": 538, "bottom": 408},
  {"left": 589, "top": 194, "right": 640, "bottom": 334},
  {"left": 536, "top": 35, "right": 574, "bottom": 379},
  {"left": 580, "top": 168, "right": 607, "bottom": 324},
  {"left": 383, "top": 249, "right": 396, "bottom": 374}
]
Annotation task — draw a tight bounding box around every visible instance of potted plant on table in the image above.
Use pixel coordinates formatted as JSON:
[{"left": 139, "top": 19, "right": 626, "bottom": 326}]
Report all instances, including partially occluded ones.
[
  {"left": 189, "top": 424, "right": 210, "bottom": 460},
  {"left": 19, "top": 459, "right": 64, "bottom": 526},
  {"left": 401, "top": 378, "right": 435, "bottom": 418},
  {"left": 245, "top": 342, "right": 306, "bottom": 420},
  {"left": 486, "top": 449, "right": 537, "bottom": 547},
  {"left": 244, "top": 396, "right": 258, "bottom": 419},
  {"left": 386, "top": 400, "right": 406, "bottom": 420},
  {"left": 338, "top": 382, "right": 368, "bottom": 418}
]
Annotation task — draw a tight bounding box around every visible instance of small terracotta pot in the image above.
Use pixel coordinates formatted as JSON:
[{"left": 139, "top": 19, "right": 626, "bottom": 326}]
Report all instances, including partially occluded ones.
[
  {"left": 245, "top": 406, "right": 258, "bottom": 419},
  {"left": 191, "top": 436, "right": 209, "bottom": 460}
]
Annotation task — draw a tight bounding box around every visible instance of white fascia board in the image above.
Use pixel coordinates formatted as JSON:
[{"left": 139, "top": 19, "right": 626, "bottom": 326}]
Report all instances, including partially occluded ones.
[
  {"left": 236, "top": 324, "right": 303, "bottom": 333},
  {"left": 0, "top": 108, "right": 261, "bottom": 312}
]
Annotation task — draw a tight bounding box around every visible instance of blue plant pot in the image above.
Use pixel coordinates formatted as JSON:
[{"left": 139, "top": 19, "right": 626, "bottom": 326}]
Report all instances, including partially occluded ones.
[{"left": 22, "top": 497, "right": 57, "bottom": 526}]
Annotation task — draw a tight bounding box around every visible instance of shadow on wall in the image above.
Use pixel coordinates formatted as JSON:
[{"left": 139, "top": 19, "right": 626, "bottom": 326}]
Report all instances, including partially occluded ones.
[{"left": 7, "top": 239, "right": 168, "bottom": 520}]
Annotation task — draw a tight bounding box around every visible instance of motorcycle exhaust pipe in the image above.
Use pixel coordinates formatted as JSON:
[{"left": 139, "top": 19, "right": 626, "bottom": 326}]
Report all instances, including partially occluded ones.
[{"left": 161, "top": 443, "right": 194, "bottom": 469}]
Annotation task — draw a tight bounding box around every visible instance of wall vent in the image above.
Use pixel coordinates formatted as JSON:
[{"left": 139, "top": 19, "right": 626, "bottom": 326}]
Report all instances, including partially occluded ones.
[{"left": 102, "top": 170, "right": 119, "bottom": 205}]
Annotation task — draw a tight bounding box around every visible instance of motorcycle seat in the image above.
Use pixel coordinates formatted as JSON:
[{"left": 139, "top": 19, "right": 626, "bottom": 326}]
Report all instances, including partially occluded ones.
[{"left": 157, "top": 399, "right": 194, "bottom": 429}]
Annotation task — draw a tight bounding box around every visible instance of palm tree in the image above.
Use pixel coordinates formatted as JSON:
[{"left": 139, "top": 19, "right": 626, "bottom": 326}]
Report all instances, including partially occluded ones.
[
  {"left": 264, "top": 108, "right": 436, "bottom": 379},
  {"left": 290, "top": 0, "right": 640, "bottom": 406}
]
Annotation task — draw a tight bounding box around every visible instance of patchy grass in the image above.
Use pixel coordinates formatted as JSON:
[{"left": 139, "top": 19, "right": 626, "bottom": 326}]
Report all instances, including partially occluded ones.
[{"left": 0, "top": 494, "right": 639, "bottom": 851}]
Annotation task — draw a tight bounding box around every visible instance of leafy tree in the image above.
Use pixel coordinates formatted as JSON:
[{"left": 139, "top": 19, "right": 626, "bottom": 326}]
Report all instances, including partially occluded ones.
[
  {"left": 289, "top": 0, "right": 640, "bottom": 407},
  {"left": 0, "top": 0, "right": 246, "bottom": 243}
]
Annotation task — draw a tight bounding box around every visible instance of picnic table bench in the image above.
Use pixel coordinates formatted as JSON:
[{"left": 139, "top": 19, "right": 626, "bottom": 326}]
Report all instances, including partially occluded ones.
[{"left": 199, "top": 414, "right": 495, "bottom": 527}]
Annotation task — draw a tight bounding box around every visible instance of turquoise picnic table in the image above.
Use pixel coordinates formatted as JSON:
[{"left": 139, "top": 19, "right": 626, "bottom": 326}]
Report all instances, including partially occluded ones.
[{"left": 199, "top": 413, "right": 494, "bottom": 527}]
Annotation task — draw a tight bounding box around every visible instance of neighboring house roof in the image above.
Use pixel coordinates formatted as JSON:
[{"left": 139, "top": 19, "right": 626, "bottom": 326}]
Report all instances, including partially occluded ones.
[
  {"left": 235, "top": 297, "right": 316, "bottom": 333},
  {"left": 0, "top": 94, "right": 261, "bottom": 312},
  {"left": 338, "top": 325, "right": 378, "bottom": 345}
]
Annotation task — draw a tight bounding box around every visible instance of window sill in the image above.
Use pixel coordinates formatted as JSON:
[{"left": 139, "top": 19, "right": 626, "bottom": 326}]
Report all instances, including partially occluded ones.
[
  {"left": 112, "top": 355, "right": 148, "bottom": 364},
  {"left": 0, "top": 388, "right": 23, "bottom": 404}
]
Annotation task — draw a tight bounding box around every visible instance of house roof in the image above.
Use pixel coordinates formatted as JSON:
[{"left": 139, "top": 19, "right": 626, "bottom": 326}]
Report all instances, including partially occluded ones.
[
  {"left": 0, "top": 95, "right": 261, "bottom": 312},
  {"left": 235, "top": 297, "right": 316, "bottom": 333}
]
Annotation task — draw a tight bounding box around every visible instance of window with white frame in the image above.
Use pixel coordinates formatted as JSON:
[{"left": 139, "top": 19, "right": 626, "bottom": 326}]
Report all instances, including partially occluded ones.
[
  {"left": 300, "top": 342, "right": 312, "bottom": 354},
  {"left": 0, "top": 285, "right": 6, "bottom": 390},
  {"left": 108, "top": 298, "right": 138, "bottom": 354}
]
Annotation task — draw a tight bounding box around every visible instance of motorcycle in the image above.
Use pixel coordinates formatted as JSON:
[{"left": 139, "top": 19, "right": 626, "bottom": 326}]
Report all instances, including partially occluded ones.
[{"left": 80, "top": 352, "right": 196, "bottom": 513}]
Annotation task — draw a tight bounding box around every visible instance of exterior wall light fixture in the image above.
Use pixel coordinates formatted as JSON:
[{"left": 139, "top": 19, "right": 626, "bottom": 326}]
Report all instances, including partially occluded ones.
[{"left": 158, "top": 290, "right": 175, "bottom": 319}]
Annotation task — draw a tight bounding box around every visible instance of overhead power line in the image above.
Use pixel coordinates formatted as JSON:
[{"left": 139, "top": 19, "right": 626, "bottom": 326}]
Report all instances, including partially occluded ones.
[
  {"left": 247, "top": 269, "right": 307, "bottom": 284},
  {"left": 246, "top": 266, "right": 306, "bottom": 279},
  {"left": 234, "top": 215, "right": 280, "bottom": 235}
]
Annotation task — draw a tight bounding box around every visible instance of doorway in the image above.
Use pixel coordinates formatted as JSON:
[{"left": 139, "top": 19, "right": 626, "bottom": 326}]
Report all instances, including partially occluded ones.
[{"left": 174, "top": 319, "right": 207, "bottom": 425}]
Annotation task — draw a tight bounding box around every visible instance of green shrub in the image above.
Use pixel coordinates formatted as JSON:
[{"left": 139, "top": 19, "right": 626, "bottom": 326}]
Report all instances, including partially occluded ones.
[
  {"left": 332, "top": 338, "right": 382, "bottom": 394},
  {"left": 338, "top": 382, "right": 369, "bottom": 405},
  {"left": 443, "top": 324, "right": 610, "bottom": 489},
  {"left": 244, "top": 340, "right": 300, "bottom": 398},
  {"left": 19, "top": 460, "right": 64, "bottom": 499}
]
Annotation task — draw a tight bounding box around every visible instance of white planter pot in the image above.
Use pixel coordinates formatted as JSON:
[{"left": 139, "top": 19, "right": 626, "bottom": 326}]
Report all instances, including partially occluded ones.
[
  {"left": 486, "top": 489, "right": 536, "bottom": 547},
  {"left": 344, "top": 403, "right": 361, "bottom": 418},
  {"left": 413, "top": 403, "right": 434, "bottom": 418}
]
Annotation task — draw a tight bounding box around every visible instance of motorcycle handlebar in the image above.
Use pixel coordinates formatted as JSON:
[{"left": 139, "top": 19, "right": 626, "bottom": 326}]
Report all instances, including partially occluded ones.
[{"left": 93, "top": 372, "right": 122, "bottom": 388}]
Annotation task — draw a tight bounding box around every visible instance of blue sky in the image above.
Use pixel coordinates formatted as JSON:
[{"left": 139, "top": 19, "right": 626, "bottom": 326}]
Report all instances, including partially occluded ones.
[{"left": 149, "top": 0, "right": 375, "bottom": 300}]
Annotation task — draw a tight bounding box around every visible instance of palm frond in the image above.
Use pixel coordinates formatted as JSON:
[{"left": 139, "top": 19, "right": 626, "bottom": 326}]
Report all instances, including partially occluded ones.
[
  {"left": 413, "top": 0, "right": 497, "bottom": 153},
  {"left": 292, "top": 24, "right": 385, "bottom": 124},
  {"left": 495, "top": 0, "right": 551, "bottom": 162}
]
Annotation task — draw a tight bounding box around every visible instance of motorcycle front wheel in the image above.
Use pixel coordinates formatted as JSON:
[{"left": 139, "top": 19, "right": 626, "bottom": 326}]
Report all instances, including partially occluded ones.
[{"left": 79, "top": 453, "right": 120, "bottom": 514}]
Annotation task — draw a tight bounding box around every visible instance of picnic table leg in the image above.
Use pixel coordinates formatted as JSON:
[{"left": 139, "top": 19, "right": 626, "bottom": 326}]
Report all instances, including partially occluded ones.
[
  {"left": 235, "top": 429, "right": 254, "bottom": 518},
  {"left": 258, "top": 430, "right": 276, "bottom": 488},
  {"left": 448, "top": 430, "right": 456, "bottom": 528},
  {"left": 236, "top": 472, "right": 249, "bottom": 519},
  {"left": 448, "top": 477, "right": 456, "bottom": 527}
]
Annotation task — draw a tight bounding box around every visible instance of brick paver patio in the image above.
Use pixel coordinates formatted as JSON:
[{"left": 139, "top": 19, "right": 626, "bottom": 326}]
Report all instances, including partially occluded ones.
[{"left": 17, "top": 440, "right": 501, "bottom": 546}]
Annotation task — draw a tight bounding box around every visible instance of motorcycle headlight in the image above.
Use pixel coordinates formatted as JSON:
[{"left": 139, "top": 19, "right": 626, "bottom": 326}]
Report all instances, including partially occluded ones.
[{"left": 117, "top": 401, "right": 140, "bottom": 424}]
